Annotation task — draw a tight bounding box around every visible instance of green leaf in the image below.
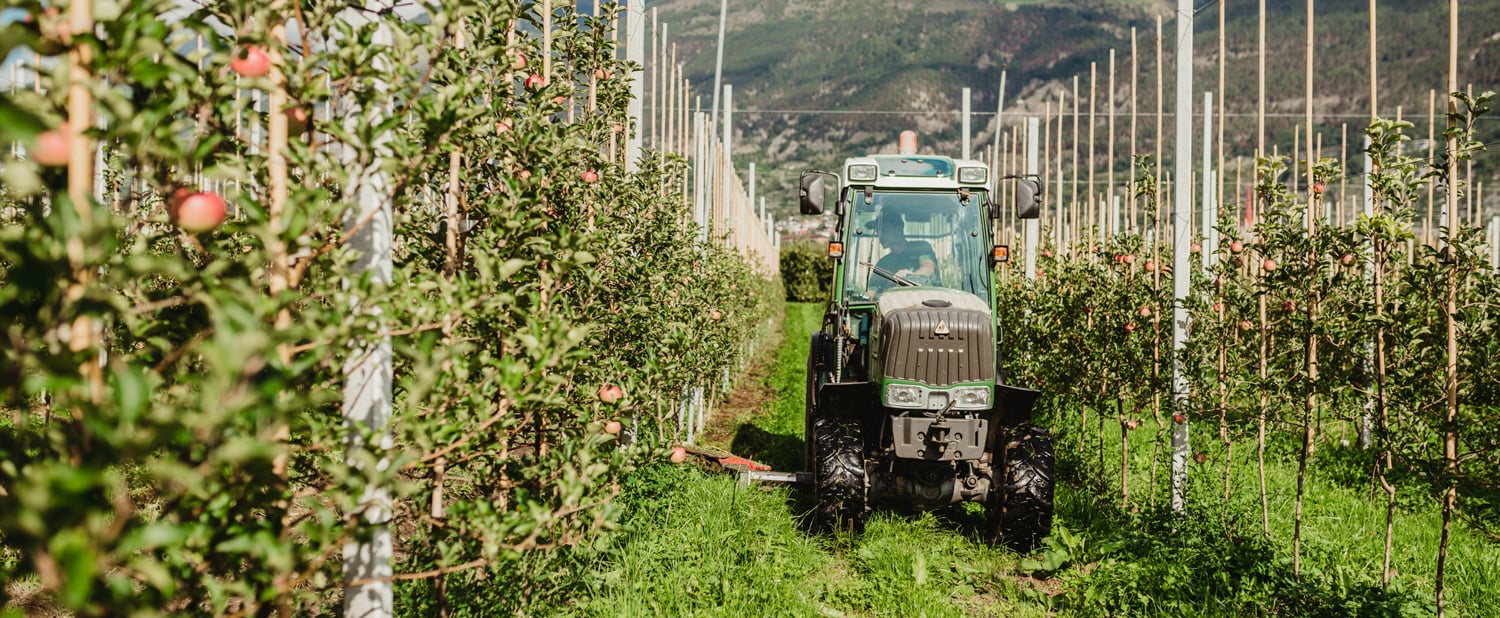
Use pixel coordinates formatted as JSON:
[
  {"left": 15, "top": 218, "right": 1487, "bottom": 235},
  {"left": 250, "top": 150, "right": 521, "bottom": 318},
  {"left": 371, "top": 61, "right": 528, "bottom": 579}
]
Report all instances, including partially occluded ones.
[{"left": 0, "top": 98, "right": 47, "bottom": 142}]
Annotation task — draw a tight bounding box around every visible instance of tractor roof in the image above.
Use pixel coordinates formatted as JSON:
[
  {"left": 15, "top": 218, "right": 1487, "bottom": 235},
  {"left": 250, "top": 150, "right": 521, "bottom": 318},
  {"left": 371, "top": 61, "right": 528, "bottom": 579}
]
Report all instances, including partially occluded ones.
[{"left": 841, "top": 154, "right": 991, "bottom": 192}]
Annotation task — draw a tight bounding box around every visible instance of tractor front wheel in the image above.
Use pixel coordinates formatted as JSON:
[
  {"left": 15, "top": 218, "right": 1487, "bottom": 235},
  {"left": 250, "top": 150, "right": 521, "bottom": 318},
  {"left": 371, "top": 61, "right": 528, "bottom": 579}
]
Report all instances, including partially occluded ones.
[
  {"left": 987, "top": 423, "right": 1055, "bottom": 552},
  {"left": 813, "top": 417, "right": 867, "bottom": 533}
]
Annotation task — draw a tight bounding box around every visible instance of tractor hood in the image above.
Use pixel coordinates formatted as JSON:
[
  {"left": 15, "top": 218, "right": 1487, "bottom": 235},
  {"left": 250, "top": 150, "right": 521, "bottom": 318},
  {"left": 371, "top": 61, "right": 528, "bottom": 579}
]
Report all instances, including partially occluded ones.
[{"left": 870, "top": 288, "right": 995, "bottom": 390}]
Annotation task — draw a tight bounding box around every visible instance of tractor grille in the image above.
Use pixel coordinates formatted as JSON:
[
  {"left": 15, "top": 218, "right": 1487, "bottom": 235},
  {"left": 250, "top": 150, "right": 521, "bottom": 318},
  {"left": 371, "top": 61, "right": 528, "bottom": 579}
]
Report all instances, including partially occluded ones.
[{"left": 880, "top": 308, "right": 994, "bottom": 387}]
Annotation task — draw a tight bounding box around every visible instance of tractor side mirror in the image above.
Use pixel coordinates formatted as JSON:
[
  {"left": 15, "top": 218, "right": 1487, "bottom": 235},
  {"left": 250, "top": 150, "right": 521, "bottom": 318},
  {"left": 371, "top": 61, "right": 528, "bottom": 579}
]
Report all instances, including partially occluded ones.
[
  {"left": 799, "top": 173, "right": 826, "bottom": 215},
  {"left": 1015, "top": 178, "right": 1042, "bottom": 220}
]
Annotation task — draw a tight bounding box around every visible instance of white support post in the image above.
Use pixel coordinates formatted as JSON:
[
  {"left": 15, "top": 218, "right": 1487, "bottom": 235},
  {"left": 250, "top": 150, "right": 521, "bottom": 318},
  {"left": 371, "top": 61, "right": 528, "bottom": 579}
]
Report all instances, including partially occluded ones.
[
  {"left": 1170, "top": 0, "right": 1195, "bottom": 514},
  {"left": 341, "top": 14, "right": 394, "bottom": 618},
  {"left": 748, "top": 161, "right": 755, "bottom": 219},
  {"left": 709, "top": 0, "right": 727, "bottom": 144},
  {"left": 1111, "top": 194, "right": 1121, "bottom": 238},
  {"left": 625, "top": 0, "right": 645, "bottom": 171},
  {"left": 1202, "top": 92, "right": 1216, "bottom": 270},
  {"left": 991, "top": 70, "right": 1007, "bottom": 180},
  {"left": 1024, "top": 117, "right": 1040, "bottom": 280},
  {"left": 1489, "top": 216, "right": 1499, "bottom": 271},
  {"left": 962, "top": 87, "right": 972, "bottom": 159}
]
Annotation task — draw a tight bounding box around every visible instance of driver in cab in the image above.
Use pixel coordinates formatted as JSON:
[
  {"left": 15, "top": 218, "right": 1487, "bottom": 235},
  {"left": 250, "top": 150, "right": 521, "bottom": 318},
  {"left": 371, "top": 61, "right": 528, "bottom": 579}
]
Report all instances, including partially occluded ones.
[{"left": 874, "top": 214, "right": 936, "bottom": 286}]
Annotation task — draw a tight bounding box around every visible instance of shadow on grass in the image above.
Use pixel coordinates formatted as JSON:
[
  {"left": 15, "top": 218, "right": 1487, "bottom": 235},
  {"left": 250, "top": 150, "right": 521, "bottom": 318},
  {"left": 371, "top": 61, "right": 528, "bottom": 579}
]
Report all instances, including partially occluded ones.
[{"left": 730, "top": 422, "right": 804, "bottom": 475}]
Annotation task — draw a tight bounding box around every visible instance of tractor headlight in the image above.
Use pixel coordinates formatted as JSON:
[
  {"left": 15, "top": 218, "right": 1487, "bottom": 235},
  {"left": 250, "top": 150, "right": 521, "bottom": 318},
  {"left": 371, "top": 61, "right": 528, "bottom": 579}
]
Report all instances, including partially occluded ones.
[
  {"left": 952, "top": 386, "right": 991, "bottom": 409},
  {"left": 958, "top": 166, "right": 988, "bottom": 184},
  {"left": 847, "top": 164, "right": 878, "bottom": 182},
  {"left": 886, "top": 384, "right": 926, "bottom": 408}
]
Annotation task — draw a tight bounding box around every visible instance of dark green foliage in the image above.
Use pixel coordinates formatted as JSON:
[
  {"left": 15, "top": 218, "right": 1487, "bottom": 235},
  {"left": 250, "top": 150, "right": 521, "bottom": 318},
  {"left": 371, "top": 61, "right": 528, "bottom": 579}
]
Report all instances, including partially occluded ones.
[{"left": 780, "top": 241, "right": 834, "bottom": 302}]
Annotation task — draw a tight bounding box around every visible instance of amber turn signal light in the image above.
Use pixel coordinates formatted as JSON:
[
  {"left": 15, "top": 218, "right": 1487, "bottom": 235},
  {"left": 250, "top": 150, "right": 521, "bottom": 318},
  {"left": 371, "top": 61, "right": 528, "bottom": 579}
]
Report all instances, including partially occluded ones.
[
  {"left": 828, "top": 241, "right": 845, "bottom": 259},
  {"left": 992, "top": 245, "right": 1010, "bottom": 263}
]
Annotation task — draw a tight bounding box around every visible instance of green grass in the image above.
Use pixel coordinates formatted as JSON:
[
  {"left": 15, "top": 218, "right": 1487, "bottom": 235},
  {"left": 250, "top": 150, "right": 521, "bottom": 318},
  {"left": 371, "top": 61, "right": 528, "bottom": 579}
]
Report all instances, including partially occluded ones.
[
  {"left": 564, "top": 302, "right": 1049, "bottom": 617},
  {"left": 562, "top": 302, "right": 1498, "bottom": 616},
  {"left": 1048, "top": 413, "right": 1500, "bottom": 616}
]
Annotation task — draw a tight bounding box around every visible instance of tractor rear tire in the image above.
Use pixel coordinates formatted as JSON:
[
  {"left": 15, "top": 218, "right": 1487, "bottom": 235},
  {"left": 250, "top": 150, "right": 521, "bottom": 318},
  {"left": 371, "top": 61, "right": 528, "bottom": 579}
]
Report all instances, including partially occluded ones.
[
  {"left": 987, "top": 423, "right": 1055, "bottom": 552},
  {"left": 813, "top": 417, "right": 867, "bottom": 533}
]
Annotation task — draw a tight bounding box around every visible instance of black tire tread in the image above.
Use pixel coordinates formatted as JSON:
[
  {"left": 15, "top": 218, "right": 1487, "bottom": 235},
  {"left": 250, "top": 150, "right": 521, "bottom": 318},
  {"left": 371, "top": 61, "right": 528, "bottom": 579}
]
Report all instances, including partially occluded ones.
[
  {"left": 987, "top": 423, "right": 1055, "bottom": 552},
  {"left": 813, "top": 417, "right": 867, "bottom": 533}
]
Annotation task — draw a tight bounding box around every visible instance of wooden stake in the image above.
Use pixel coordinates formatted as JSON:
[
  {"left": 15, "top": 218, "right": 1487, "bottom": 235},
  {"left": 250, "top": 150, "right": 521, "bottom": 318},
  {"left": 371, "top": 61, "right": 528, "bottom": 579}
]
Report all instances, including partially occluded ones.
[
  {"left": 65, "top": 0, "right": 100, "bottom": 406},
  {"left": 1436, "top": 2, "right": 1460, "bottom": 612},
  {"left": 1293, "top": 0, "right": 1317, "bottom": 579}
]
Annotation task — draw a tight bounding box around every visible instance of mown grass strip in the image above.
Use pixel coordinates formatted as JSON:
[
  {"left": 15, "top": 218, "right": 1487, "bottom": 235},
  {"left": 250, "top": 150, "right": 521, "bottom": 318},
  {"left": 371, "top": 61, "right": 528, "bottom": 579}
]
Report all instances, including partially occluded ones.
[{"left": 567, "top": 303, "right": 1050, "bottom": 617}]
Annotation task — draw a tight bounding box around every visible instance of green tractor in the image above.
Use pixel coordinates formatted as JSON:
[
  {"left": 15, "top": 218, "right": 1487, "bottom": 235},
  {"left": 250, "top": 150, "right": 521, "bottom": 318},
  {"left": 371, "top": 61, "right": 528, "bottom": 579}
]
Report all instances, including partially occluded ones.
[{"left": 798, "top": 140, "right": 1052, "bottom": 551}]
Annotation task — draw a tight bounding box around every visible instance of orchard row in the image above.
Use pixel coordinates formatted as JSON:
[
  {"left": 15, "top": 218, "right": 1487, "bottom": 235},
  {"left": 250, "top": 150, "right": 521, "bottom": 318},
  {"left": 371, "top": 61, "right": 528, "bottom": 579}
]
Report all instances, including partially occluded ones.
[
  {"left": 997, "top": 107, "right": 1498, "bottom": 613},
  {"left": 0, "top": 1, "right": 775, "bottom": 616}
]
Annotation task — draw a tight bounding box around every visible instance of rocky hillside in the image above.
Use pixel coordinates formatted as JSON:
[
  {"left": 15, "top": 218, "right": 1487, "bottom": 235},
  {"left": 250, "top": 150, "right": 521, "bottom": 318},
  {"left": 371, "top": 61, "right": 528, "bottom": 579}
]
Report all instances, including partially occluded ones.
[{"left": 643, "top": 0, "right": 1500, "bottom": 216}]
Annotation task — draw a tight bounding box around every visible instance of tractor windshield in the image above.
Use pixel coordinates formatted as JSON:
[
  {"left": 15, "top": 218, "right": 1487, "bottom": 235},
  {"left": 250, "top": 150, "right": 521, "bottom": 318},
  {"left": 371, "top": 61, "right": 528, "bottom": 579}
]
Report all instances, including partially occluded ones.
[{"left": 842, "top": 190, "right": 991, "bottom": 303}]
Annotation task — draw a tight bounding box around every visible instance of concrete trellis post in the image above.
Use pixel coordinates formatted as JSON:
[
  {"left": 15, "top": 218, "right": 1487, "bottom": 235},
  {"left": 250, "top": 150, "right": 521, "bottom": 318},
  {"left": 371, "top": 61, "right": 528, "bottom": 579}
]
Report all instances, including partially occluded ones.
[
  {"left": 341, "top": 13, "right": 395, "bottom": 618},
  {"left": 962, "top": 87, "right": 972, "bottom": 159},
  {"left": 625, "top": 0, "right": 645, "bottom": 171},
  {"left": 1024, "top": 117, "right": 1040, "bottom": 280},
  {"left": 1202, "top": 92, "right": 1217, "bottom": 270},
  {"left": 1170, "top": 0, "right": 1194, "bottom": 514}
]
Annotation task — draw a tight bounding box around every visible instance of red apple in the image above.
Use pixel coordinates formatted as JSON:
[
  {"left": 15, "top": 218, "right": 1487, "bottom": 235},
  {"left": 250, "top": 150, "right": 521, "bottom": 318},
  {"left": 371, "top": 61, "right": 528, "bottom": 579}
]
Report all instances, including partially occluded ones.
[
  {"left": 1173, "top": 413, "right": 1187, "bottom": 424},
  {"left": 512, "top": 52, "right": 528, "bottom": 70},
  {"left": 1312, "top": 182, "right": 1325, "bottom": 195},
  {"left": 170, "top": 191, "right": 227, "bottom": 232},
  {"left": 604, "top": 420, "right": 622, "bottom": 435},
  {"left": 1138, "top": 305, "right": 1152, "bottom": 318},
  {"left": 1122, "top": 254, "right": 1135, "bottom": 265},
  {"left": 1124, "top": 321, "right": 1137, "bottom": 333},
  {"left": 552, "top": 95, "right": 567, "bottom": 104},
  {"left": 1340, "top": 253, "right": 1356, "bottom": 266},
  {"left": 1262, "top": 258, "right": 1277, "bottom": 272},
  {"left": 597, "top": 384, "right": 624, "bottom": 404},
  {"left": 1193, "top": 452, "right": 1208, "bottom": 464},
  {"left": 1041, "top": 249, "right": 1053, "bottom": 258},
  {"left": 1212, "top": 302, "right": 1224, "bottom": 313},
  {"left": 284, "top": 106, "right": 309, "bottom": 134},
  {"left": 611, "top": 123, "right": 624, "bottom": 133},
  {"left": 709, "top": 309, "right": 722, "bottom": 321},
  {"left": 1144, "top": 260, "right": 1157, "bottom": 272},
  {"left": 1125, "top": 419, "right": 1140, "bottom": 431},
  {"left": 670, "top": 446, "right": 687, "bottom": 464},
  {"left": 1191, "top": 242, "right": 1202, "bottom": 254},
  {"left": 1281, "top": 300, "right": 1296, "bottom": 312},
  {"left": 30, "top": 127, "right": 70, "bottom": 167},
  {"left": 525, "top": 74, "right": 545, "bottom": 89},
  {"left": 1083, "top": 305, "right": 1093, "bottom": 314},
  {"left": 582, "top": 170, "right": 599, "bottom": 183},
  {"left": 231, "top": 45, "right": 272, "bottom": 78},
  {"left": 593, "top": 68, "right": 607, "bottom": 80},
  {"left": 1240, "top": 320, "right": 1254, "bottom": 331},
  {"left": 1230, "top": 240, "right": 1244, "bottom": 254}
]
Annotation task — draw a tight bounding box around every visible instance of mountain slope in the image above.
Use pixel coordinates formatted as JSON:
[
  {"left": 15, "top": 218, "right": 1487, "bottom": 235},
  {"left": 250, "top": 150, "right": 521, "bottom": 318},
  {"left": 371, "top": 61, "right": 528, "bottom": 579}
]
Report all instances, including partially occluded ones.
[{"left": 644, "top": 0, "right": 1500, "bottom": 217}]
